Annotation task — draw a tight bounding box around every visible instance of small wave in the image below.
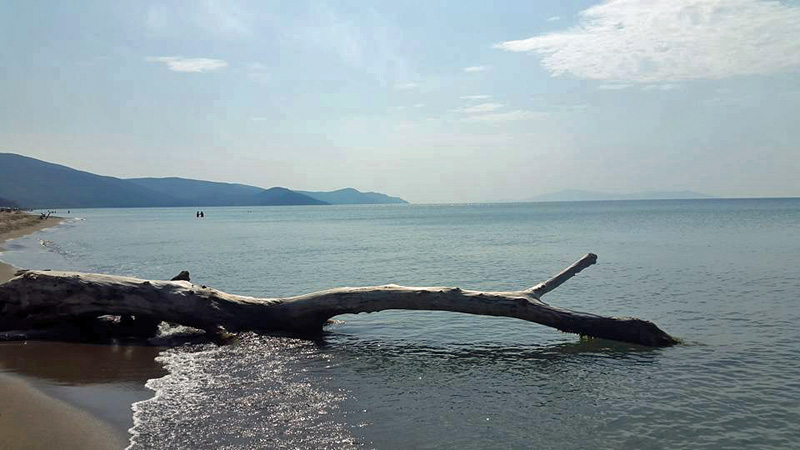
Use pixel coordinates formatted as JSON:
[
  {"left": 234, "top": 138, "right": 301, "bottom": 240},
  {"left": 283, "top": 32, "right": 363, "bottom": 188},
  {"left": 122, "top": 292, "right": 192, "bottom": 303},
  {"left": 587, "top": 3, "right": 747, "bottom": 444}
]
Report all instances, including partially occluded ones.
[
  {"left": 128, "top": 334, "right": 359, "bottom": 449},
  {"left": 39, "top": 239, "right": 71, "bottom": 258}
]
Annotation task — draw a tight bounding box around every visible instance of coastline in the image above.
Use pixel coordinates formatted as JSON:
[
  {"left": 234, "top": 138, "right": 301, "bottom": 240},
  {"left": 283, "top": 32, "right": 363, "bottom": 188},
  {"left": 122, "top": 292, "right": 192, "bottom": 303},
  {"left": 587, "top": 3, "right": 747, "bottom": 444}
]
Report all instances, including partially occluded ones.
[
  {"left": 0, "top": 212, "right": 131, "bottom": 449},
  {"left": 0, "top": 372, "right": 128, "bottom": 449},
  {"left": 0, "top": 212, "right": 63, "bottom": 283}
]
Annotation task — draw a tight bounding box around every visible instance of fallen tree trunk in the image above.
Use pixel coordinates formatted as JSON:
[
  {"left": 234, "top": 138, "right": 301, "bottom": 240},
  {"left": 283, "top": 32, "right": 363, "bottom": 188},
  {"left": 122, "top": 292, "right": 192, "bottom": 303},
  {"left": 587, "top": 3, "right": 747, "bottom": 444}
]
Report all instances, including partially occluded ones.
[{"left": 0, "top": 254, "right": 677, "bottom": 346}]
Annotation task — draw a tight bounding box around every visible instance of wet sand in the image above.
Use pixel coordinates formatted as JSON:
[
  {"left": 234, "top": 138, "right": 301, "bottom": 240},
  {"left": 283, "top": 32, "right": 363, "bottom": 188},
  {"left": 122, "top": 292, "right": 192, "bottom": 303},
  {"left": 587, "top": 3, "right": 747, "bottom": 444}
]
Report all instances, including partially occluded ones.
[
  {"left": 0, "top": 211, "right": 160, "bottom": 449},
  {"left": 0, "top": 340, "right": 166, "bottom": 434},
  {"left": 0, "top": 372, "right": 128, "bottom": 450},
  {"left": 0, "top": 211, "right": 62, "bottom": 283}
]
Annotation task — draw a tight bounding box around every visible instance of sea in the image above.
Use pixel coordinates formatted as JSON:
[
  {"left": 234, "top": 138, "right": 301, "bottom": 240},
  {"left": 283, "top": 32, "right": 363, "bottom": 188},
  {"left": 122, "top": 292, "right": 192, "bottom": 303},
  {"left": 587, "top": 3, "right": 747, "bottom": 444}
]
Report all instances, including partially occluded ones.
[{"left": 1, "top": 199, "right": 799, "bottom": 449}]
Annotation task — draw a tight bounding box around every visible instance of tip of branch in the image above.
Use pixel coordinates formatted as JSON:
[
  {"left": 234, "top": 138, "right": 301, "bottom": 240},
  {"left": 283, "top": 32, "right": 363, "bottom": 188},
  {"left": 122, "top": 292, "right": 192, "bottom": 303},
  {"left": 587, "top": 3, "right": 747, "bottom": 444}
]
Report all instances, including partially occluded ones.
[{"left": 529, "top": 253, "right": 598, "bottom": 297}]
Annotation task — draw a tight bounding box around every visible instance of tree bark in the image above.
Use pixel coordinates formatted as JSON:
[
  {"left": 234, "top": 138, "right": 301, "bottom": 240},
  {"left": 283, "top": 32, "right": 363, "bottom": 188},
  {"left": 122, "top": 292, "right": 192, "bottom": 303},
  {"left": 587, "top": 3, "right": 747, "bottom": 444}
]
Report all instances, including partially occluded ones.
[{"left": 0, "top": 254, "right": 677, "bottom": 346}]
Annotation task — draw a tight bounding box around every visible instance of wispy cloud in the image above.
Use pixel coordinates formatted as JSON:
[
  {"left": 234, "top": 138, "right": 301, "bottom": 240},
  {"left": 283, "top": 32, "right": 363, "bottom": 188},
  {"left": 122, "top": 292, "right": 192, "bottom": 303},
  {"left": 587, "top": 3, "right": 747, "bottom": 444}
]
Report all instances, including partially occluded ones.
[
  {"left": 414, "top": 103, "right": 425, "bottom": 108},
  {"left": 455, "top": 103, "right": 504, "bottom": 114},
  {"left": 495, "top": 0, "right": 800, "bottom": 82},
  {"left": 461, "top": 95, "right": 492, "bottom": 100},
  {"left": 196, "top": 0, "right": 252, "bottom": 37},
  {"left": 293, "top": 6, "right": 416, "bottom": 86},
  {"left": 642, "top": 83, "right": 684, "bottom": 91},
  {"left": 464, "top": 65, "right": 491, "bottom": 73},
  {"left": 394, "top": 82, "right": 418, "bottom": 90},
  {"left": 246, "top": 62, "right": 269, "bottom": 82},
  {"left": 145, "top": 57, "right": 228, "bottom": 73},
  {"left": 145, "top": 0, "right": 252, "bottom": 38},
  {"left": 461, "top": 110, "right": 544, "bottom": 123},
  {"left": 546, "top": 16, "right": 560, "bottom": 22},
  {"left": 597, "top": 83, "right": 632, "bottom": 90}
]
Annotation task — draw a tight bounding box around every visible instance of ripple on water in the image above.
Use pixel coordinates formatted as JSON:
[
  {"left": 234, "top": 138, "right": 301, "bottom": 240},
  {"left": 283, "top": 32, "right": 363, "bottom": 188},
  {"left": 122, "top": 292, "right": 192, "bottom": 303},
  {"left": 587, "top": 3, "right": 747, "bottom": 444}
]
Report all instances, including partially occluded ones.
[
  {"left": 11, "top": 201, "right": 800, "bottom": 449},
  {"left": 128, "top": 334, "right": 359, "bottom": 450}
]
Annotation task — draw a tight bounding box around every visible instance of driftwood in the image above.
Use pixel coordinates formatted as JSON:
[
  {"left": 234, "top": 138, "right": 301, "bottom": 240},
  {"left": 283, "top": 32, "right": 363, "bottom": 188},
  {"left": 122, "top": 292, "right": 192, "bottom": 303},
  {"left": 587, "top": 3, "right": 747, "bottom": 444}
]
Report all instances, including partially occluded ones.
[{"left": 0, "top": 254, "right": 677, "bottom": 346}]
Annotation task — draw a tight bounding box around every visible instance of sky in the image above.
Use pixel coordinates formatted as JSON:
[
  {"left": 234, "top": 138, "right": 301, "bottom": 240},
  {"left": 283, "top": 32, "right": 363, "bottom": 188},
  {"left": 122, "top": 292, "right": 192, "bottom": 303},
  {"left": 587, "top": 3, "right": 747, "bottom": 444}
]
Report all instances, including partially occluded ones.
[{"left": 1, "top": 0, "right": 799, "bottom": 203}]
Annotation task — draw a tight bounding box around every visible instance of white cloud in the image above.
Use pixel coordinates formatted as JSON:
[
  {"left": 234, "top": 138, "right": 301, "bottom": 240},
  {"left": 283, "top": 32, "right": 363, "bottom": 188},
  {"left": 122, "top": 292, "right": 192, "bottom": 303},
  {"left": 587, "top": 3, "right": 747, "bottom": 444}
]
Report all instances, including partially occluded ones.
[
  {"left": 461, "top": 110, "right": 544, "bottom": 123},
  {"left": 546, "top": 16, "right": 560, "bottom": 22},
  {"left": 461, "top": 95, "right": 491, "bottom": 100},
  {"left": 455, "top": 103, "right": 504, "bottom": 114},
  {"left": 495, "top": 0, "right": 800, "bottom": 82},
  {"left": 597, "top": 83, "right": 632, "bottom": 90},
  {"left": 464, "top": 65, "right": 491, "bottom": 73},
  {"left": 146, "top": 57, "right": 228, "bottom": 73},
  {"left": 394, "top": 82, "right": 418, "bottom": 90},
  {"left": 414, "top": 103, "right": 425, "bottom": 108}
]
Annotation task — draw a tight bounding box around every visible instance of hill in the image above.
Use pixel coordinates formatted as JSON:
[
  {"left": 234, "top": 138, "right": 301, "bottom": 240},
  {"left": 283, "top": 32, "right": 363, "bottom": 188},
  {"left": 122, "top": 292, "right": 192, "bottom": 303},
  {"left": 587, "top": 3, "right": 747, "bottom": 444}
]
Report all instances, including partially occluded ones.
[
  {"left": 252, "top": 187, "right": 328, "bottom": 206},
  {"left": 526, "top": 189, "right": 714, "bottom": 203},
  {"left": 0, "top": 153, "right": 177, "bottom": 208},
  {"left": 0, "top": 153, "right": 405, "bottom": 208},
  {"left": 127, "top": 178, "right": 325, "bottom": 206},
  {"left": 297, "top": 188, "right": 408, "bottom": 204},
  {"left": 0, "top": 197, "right": 19, "bottom": 208}
]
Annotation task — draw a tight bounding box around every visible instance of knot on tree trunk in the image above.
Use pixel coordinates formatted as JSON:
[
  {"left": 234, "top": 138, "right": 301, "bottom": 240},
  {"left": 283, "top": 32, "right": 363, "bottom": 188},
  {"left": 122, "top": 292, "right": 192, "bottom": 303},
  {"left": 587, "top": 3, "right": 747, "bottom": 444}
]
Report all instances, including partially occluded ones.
[{"left": 171, "top": 270, "right": 191, "bottom": 282}]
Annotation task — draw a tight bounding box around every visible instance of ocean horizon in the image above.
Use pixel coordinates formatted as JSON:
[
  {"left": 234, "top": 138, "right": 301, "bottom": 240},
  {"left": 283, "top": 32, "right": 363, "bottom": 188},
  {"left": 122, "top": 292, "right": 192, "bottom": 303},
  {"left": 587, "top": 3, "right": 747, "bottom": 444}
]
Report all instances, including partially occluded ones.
[{"left": 2, "top": 198, "right": 799, "bottom": 449}]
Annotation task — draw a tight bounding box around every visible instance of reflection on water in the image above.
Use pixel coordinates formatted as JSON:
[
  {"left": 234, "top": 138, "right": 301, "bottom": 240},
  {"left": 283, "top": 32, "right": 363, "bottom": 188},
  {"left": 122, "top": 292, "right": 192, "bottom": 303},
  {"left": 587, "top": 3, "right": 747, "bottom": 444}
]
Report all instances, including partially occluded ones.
[
  {"left": 126, "top": 327, "right": 669, "bottom": 449},
  {"left": 129, "top": 334, "right": 358, "bottom": 450},
  {"left": 0, "top": 341, "right": 165, "bottom": 385},
  {"left": 326, "top": 334, "right": 661, "bottom": 365},
  {"left": 0, "top": 340, "right": 167, "bottom": 435},
  {"left": 319, "top": 328, "right": 668, "bottom": 450},
  {"left": 3, "top": 200, "right": 799, "bottom": 449}
]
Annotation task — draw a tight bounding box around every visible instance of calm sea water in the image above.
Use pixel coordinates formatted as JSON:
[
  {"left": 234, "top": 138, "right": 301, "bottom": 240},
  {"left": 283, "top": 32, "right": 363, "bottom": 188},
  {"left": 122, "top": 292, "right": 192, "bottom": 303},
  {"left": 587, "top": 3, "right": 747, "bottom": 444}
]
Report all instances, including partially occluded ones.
[{"left": 3, "top": 199, "right": 800, "bottom": 449}]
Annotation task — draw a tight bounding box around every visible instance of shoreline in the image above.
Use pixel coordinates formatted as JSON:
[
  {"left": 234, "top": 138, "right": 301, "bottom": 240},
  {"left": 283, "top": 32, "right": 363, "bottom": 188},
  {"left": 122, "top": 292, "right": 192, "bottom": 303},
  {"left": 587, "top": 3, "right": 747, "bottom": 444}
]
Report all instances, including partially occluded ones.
[
  {"left": 0, "top": 211, "right": 132, "bottom": 449},
  {"left": 0, "top": 212, "right": 63, "bottom": 283},
  {"left": 0, "top": 372, "right": 128, "bottom": 449}
]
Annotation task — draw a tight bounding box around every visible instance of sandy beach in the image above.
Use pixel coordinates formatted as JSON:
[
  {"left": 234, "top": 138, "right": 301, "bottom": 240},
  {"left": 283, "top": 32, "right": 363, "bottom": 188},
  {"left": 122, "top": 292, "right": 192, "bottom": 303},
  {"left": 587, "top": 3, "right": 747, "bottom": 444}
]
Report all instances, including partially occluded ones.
[
  {"left": 0, "top": 373, "right": 128, "bottom": 449},
  {"left": 0, "top": 211, "right": 133, "bottom": 450},
  {"left": 0, "top": 211, "right": 62, "bottom": 283}
]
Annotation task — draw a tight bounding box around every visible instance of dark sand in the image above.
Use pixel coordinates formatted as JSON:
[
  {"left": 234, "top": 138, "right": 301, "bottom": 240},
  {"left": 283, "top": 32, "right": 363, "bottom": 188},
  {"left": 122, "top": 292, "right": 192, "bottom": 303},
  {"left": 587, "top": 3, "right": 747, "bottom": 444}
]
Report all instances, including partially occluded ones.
[
  {"left": 0, "top": 341, "right": 166, "bottom": 436},
  {"left": 0, "top": 373, "right": 128, "bottom": 450},
  {"left": 0, "top": 212, "right": 165, "bottom": 449}
]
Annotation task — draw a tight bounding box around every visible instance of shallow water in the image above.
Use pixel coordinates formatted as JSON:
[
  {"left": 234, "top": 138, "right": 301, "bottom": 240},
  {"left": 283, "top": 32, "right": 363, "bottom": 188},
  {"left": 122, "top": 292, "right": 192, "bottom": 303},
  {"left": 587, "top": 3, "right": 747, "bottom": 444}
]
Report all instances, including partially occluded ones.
[{"left": 2, "top": 199, "right": 800, "bottom": 448}]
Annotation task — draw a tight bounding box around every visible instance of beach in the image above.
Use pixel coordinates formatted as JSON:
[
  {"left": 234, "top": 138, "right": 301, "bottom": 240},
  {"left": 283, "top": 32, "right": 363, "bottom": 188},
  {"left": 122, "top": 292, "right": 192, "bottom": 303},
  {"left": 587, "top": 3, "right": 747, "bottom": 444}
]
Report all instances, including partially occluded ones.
[
  {"left": 0, "top": 211, "right": 130, "bottom": 450},
  {"left": 0, "top": 373, "right": 127, "bottom": 449},
  {"left": 0, "top": 211, "right": 62, "bottom": 283}
]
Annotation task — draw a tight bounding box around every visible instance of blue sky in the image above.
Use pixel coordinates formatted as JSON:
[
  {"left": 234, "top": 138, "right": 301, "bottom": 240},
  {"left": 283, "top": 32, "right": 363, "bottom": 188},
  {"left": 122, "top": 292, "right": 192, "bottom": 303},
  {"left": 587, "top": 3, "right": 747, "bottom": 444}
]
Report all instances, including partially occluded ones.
[{"left": 1, "top": 0, "right": 799, "bottom": 202}]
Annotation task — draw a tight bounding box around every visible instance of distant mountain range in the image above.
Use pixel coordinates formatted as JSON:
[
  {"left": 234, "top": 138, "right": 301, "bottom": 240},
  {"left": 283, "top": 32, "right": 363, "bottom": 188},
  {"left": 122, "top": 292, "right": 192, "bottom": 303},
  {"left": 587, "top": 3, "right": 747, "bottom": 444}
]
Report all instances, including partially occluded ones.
[
  {"left": 0, "top": 197, "right": 18, "bottom": 208},
  {"left": 0, "top": 153, "right": 408, "bottom": 208},
  {"left": 525, "top": 189, "right": 714, "bottom": 203},
  {"left": 297, "top": 188, "right": 407, "bottom": 205},
  {"left": 126, "top": 178, "right": 328, "bottom": 207}
]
